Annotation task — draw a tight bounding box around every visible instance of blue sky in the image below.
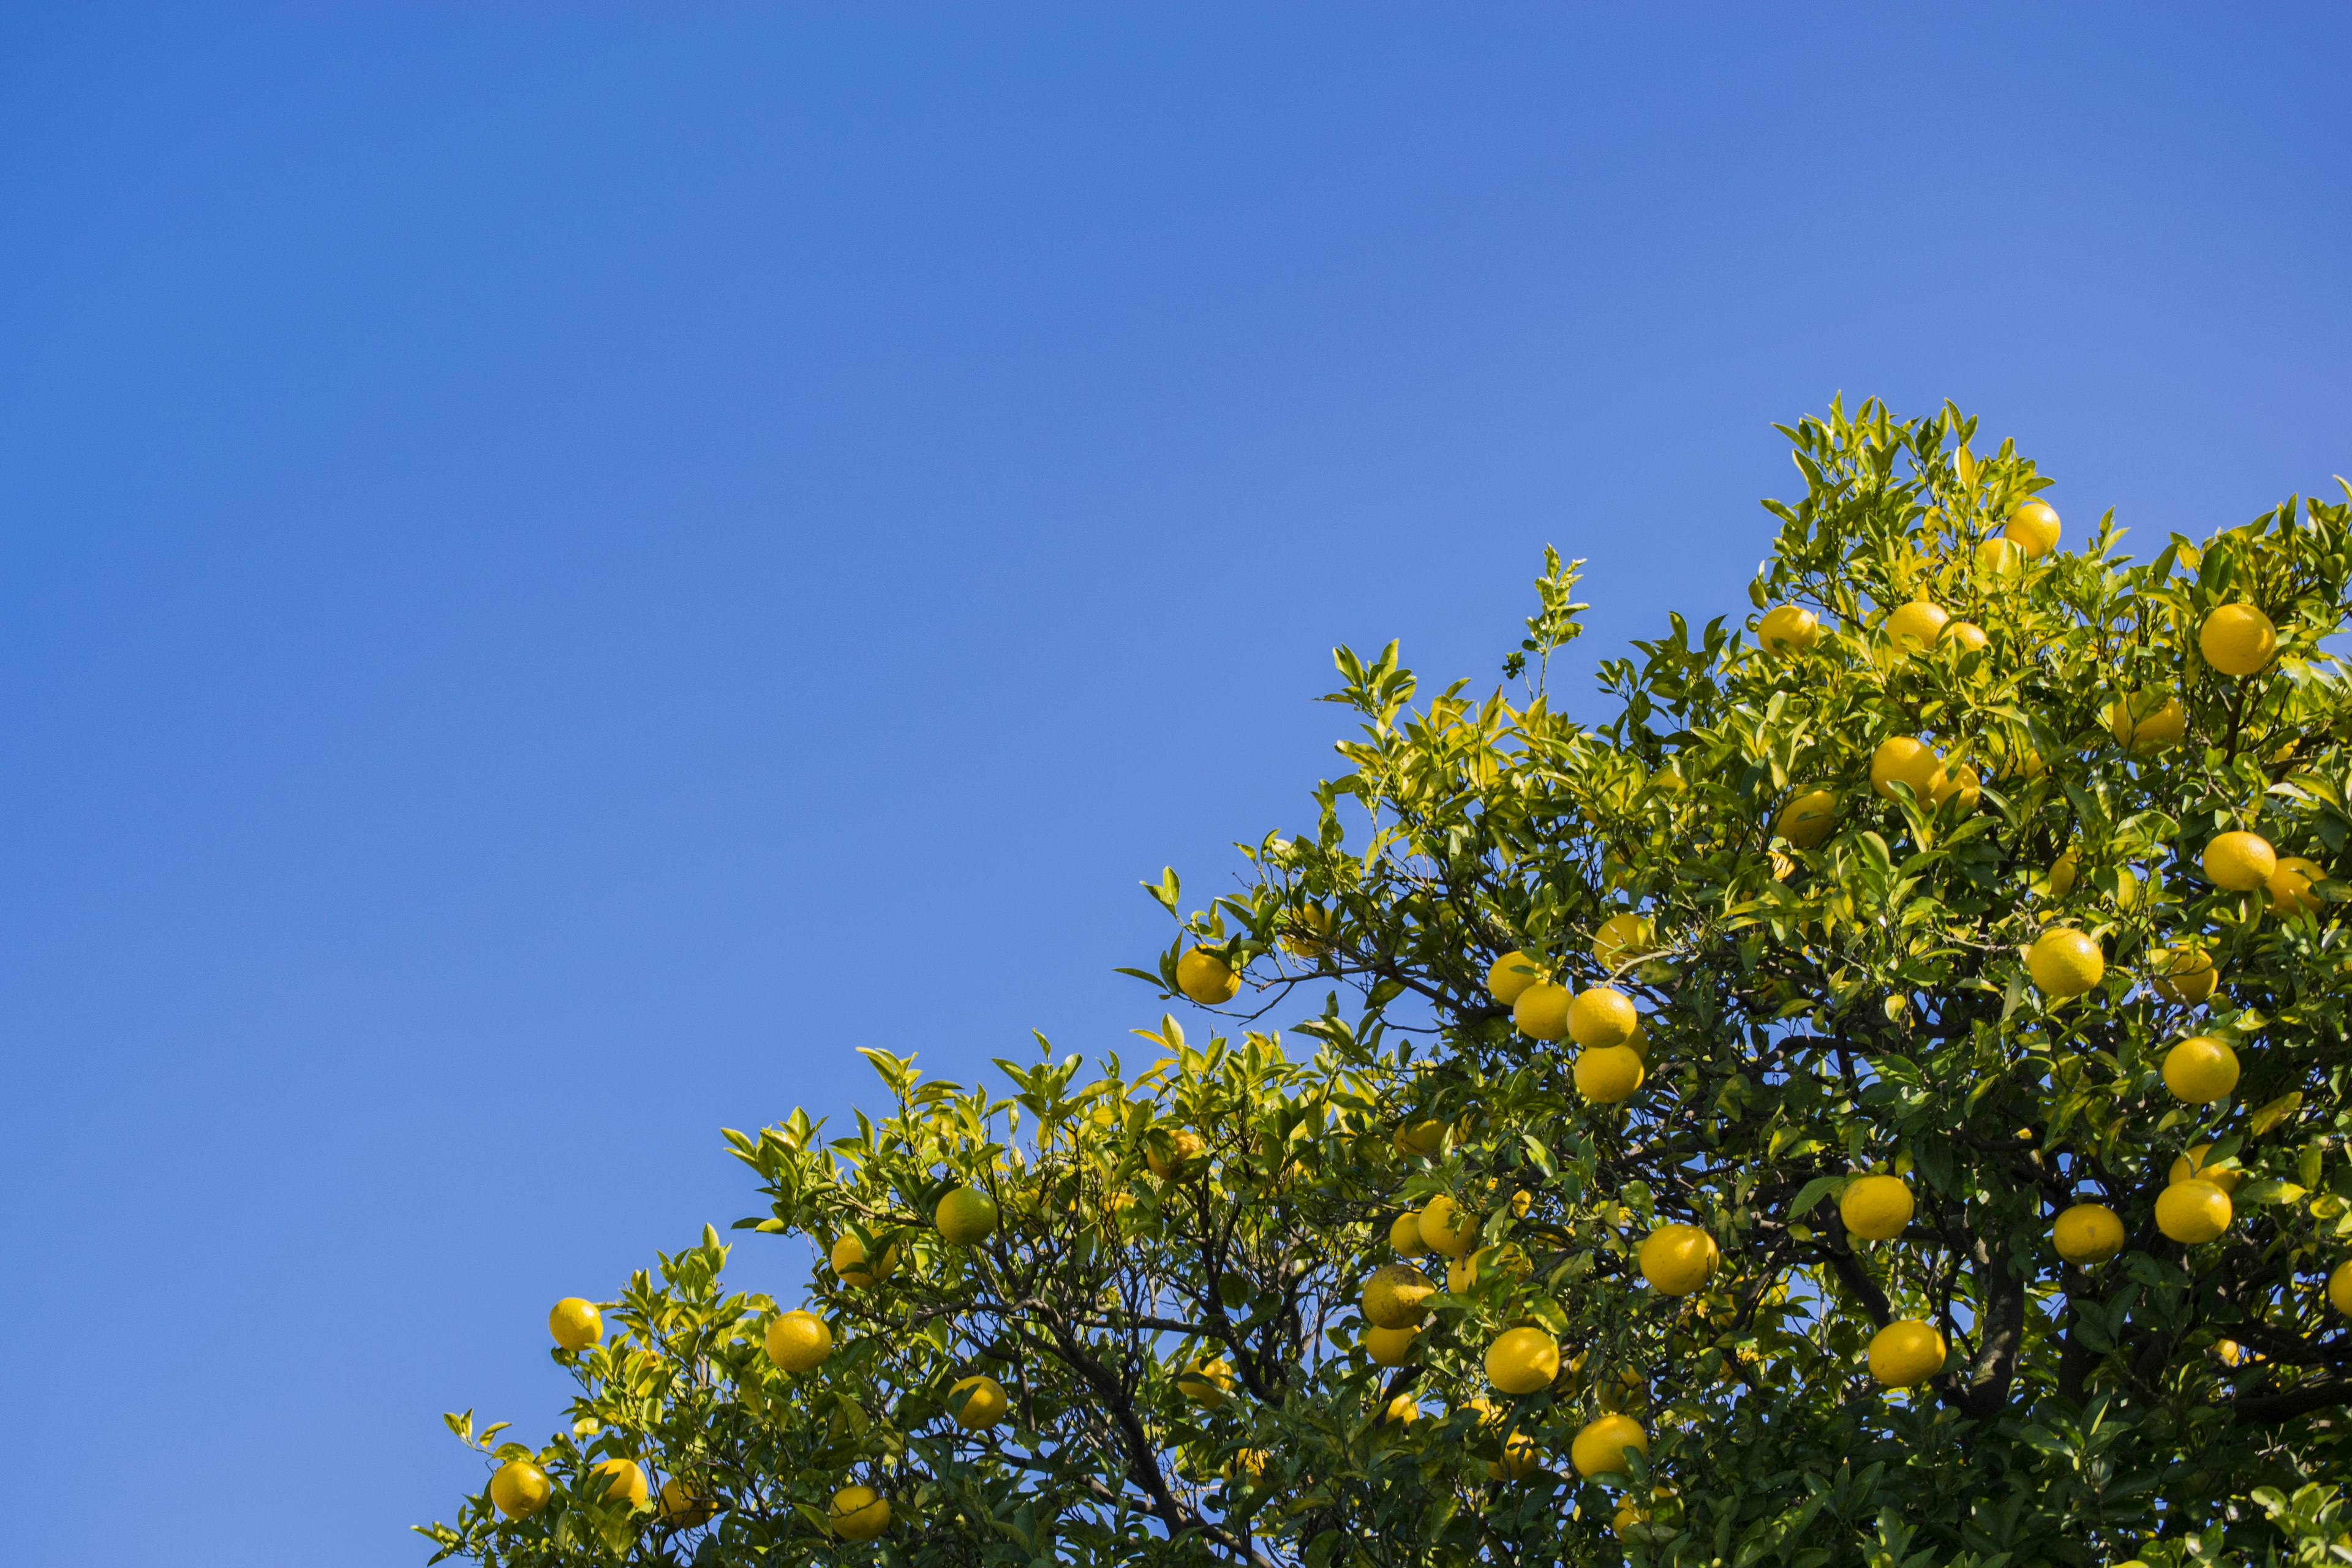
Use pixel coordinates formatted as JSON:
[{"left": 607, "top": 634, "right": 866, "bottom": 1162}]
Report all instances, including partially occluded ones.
[{"left": 2, "top": 6, "right": 2347, "bottom": 1564}]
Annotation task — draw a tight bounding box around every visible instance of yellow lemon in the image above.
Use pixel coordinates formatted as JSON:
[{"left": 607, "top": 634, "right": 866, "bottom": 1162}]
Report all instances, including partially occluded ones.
[
  {"left": 1177, "top": 1358, "right": 1235, "bottom": 1406},
  {"left": 1485, "top": 950, "right": 1545, "bottom": 1004},
  {"left": 1638, "top": 1224, "right": 1717, "bottom": 1295},
  {"left": 1446, "top": 1252, "right": 1480, "bottom": 1294},
  {"left": 1281, "top": 902, "right": 1338, "bottom": 956},
  {"left": 2170, "top": 1145, "right": 2242, "bottom": 1194},
  {"left": 2110, "top": 690, "right": 2185, "bottom": 751},
  {"left": 1488, "top": 1430, "right": 1542, "bottom": 1480},
  {"left": 1942, "top": 620, "right": 1989, "bottom": 655},
  {"left": 1776, "top": 788, "right": 1836, "bottom": 849},
  {"left": 2048, "top": 848, "right": 2079, "bottom": 896},
  {"left": 2027, "top": 928, "right": 2103, "bottom": 998},
  {"left": 594, "top": 1458, "right": 649, "bottom": 1507},
  {"left": 935, "top": 1186, "right": 999, "bottom": 1245},
  {"left": 2199, "top": 603, "right": 2277, "bottom": 676},
  {"left": 2270, "top": 856, "right": 2326, "bottom": 917},
  {"left": 2162, "top": 1036, "right": 2239, "bottom": 1103},
  {"left": 831, "top": 1235, "right": 900, "bottom": 1287},
  {"left": 1512, "top": 981, "right": 1572, "bottom": 1041},
  {"left": 830, "top": 1486, "right": 891, "bottom": 1541},
  {"left": 2052, "top": 1203, "right": 2124, "bottom": 1264},
  {"left": 765, "top": 1310, "right": 833, "bottom": 1372},
  {"left": 1389, "top": 1211, "right": 1430, "bottom": 1256},
  {"left": 1362, "top": 1264, "right": 1436, "bottom": 1329},
  {"left": 549, "top": 1298, "right": 603, "bottom": 1352},
  {"left": 1145, "top": 1128, "right": 1207, "bottom": 1179},
  {"left": 950, "top": 1373, "right": 1008, "bottom": 1429},
  {"left": 1593, "top": 913, "right": 1654, "bottom": 969},
  {"left": 489, "top": 1460, "right": 552, "bottom": 1519},
  {"left": 2005, "top": 499, "right": 2061, "bottom": 556},
  {"left": 1757, "top": 603, "right": 1821, "bottom": 655},
  {"left": 1623, "top": 1012, "right": 1650, "bottom": 1063},
  {"left": 1868, "top": 1320, "right": 1947, "bottom": 1386},
  {"left": 1419, "top": 1194, "right": 1479, "bottom": 1257},
  {"left": 1839, "top": 1175, "right": 1914, "bottom": 1241},
  {"left": 1485, "top": 1327, "right": 1562, "bottom": 1396},
  {"left": 2156, "top": 1179, "right": 2231, "bottom": 1244},
  {"left": 1975, "top": 535, "right": 2024, "bottom": 575},
  {"left": 1570, "top": 1414, "right": 1648, "bottom": 1479},
  {"left": 2204, "top": 831, "right": 2277, "bottom": 892},
  {"left": 1364, "top": 1324, "right": 1419, "bottom": 1366},
  {"left": 1567, "top": 986, "right": 1638, "bottom": 1049},
  {"left": 1869, "top": 736, "right": 1941, "bottom": 801},
  {"left": 2329, "top": 1261, "right": 2352, "bottom": 1316},
  {"left": 1574, "top": 1046, "right": 1645, "bottom": 1104},
  {"left": 2151, "top": 945, "right": 2217, "bottom": 1005},
  {"left": 1929, "top": 760, "right": 1981, "bottom": 812},
  {"left": 1393, "top": 1117, "right": 1447, "bottom": 1157},
  {"left": 656, "top": 1477, "right": 717, "bottom": 1528},
  {"left": 1381, "top": 1392, "right": 1420, "bottom": 1427},
  {"left": 1883, "top": 600, "right": 1950, "bottom": 650},
  {"left": 1175, "top": 948, "right": 1241, "bottom": 1004},
  {"left": 1597, "top": 1365, "right": 1646, "bottom": 1412}
]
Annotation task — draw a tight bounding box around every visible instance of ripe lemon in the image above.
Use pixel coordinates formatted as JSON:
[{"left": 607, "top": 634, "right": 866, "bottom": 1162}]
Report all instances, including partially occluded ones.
[
  {"left": 1177, "top": 1359, "right": 1235, "bottom": 1406},
  {"left": 2171, "top": 1144, "right": 2242, "bottom": 1194},
  {"left": 1929, "top": 760, "right": 1981, "bottom": 812},
  {"left": 1512, "top": 981, "right": 1571, "bottom": 1041},
  {"left": 1446, "top": 1251, "right": 1480, "bottom": 1294},
  {"left": 2150, "top": 944, "right": 2216, "bottom": 1005},
  {"left": 1389, "top": 1211, "right": 1430, "bottom": 1255},
  {"left": 2048, "top": 848, "right": 2079, "bottom": 896},
  {"left": 1145, "top": 1128, "right": 1207, "bottom": 1179},
  {"left": 1597, "top": 1365, "right": 1646, "bottom": 1412},
  {"left": 1776, "top": 788, "right": 1836, "bottom": 849},
  {"left": 765, "top": 1309, "right": 833, "bottom": 1371},
  {"left": 2052, "top": 1203, "right": 2124, "bottom": 1264},
  {"left": 594, "top": 1458, "right": 649, "bottom": 1507},
  {"left": 656, "top": 1477, "right": 717, "bottom": 1528},
  {"left": 1942, "top": 620, "right": 1989, "bottom": 655},
  {"left": 935, "top": 1186, "right": 999, "bottom": 1245},
  {"left": 2270, "top": 856, "right": 2326, "bottom": 917},
  {"left": 2199, "top": 603, "right": 2277, "bottom": 676},
  {"left": 1869, "top": 736, "right": 1942, "bottom": 801},
  {"left": 1574, "top": 1045, "right": 1645, "bottom": 1104},
  {"left": 1975, "top": 536, "right": 2024, "bottom": 575},
  {"left": 1419, "top": 1194, "right": 1479, "bottom": 1257},
  {"left": 1868, "top": 1320, "right": 1947, "bottom": 1386},
  {"left": 1623, "top": 1012, "right": 1650, "bottom": 1063},
  {"left": 2110, "top": 690, "right": 2185, "bottom": 751},
  {"left": 1488, "top": 1429, "right": 1542, "bottom": 1480},
  {"left": 2204, "top": 831, "right": 2277, "bottom": 892},
  {"left": 1638, "top": 1224, "right": 1717, "bottom": 1295},
  {"left": 831, "top": 1235, "right": 900, "bottom": 1287},
  {"left": 2329, "top": 1260, "right": 2352, "bottom": 1316},
  {"left": 1381, "top": 1392, "right": 1420, "bottom": 1427},
  {"left": 1362, "top": 1264, "right": 1436, "bottom": 1328},
  {"left": 1281, "top": 903, "right": 1338, "bottom": 956},
  {"left": 2005, "top": 499, "right": 2061, "bottom": 556},
  {"left": 1485, "top": 951, "right": 1545, "bottom": 1004},
  {"left": 1839, "top": 1175, "right": 1914, "bottom": 1241},
  {"left": 489, "top": 1460, "right": 552, "bottom": 1519},
  {"left": 1567, "top": 986, "right": 1638, "bottom": 1048},
  {"left": 1570, "top": 1414, "right": 1648, "bottom": 1479},
  {"left": 2026, "top": 927, "right": 2104, "bottom": 998},
  {"left": 549, "top": 1298, "right": 603, "bottom": 1351},
  {"left": 2157, "top": 1178, "right": 2231, "bottom": 1244},
  {"left": 2162, "top": 1036, "right": 2239, "bottom": 1103},
  {"left": 949, "top": 1373, "right": 1008, "bottom": 1429},
  {"left": 830, "top": 1485, "right": 891, "bottom": 1541},
  {"left": 1593, "top": 913, "right": 1654, "bottom": 969},
  {"left": 1393, "top": 1117, "right": 1447, "bottom": 1157},
  {"left": 1485, "top": 1326, "right": 1562, "bottom": 1395},
  {"left": 1883, "top": 600, "right": 1950, "bottom": 652},
  {"left": 1175, "top": 948, "right": 1241, "bottom": 1004},
  {"left": 1364, "top": 1324, "right": 1419, "bottom": 1366},
  {"left": 1757, "top": 604, "right": 1820, "bottom": 655}
]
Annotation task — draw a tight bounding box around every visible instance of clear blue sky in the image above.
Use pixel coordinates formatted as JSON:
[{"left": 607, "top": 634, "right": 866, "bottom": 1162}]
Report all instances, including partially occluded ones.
[{"left": 2, "top": 6, "right": 2346, "bottom": 1564}]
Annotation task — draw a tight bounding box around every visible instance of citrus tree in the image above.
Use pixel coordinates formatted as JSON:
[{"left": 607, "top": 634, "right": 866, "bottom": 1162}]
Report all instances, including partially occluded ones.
[{"left": 421, "top": 400, "right": 2352, "bottom": 1568}]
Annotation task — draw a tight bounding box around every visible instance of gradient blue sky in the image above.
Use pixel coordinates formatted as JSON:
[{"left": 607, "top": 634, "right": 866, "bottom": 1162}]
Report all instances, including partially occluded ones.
[{"left": 3, "top": 6, "right": 2348, "bottom": 1564}]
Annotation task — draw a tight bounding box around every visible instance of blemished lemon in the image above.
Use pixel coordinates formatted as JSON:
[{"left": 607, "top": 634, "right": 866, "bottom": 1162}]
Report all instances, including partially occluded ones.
[
  {"left": 1174, "top": 948, "right": 1241, "bottom": 1004},
  {"left": 1570, "top": 1414, "right": 1648, "bottom": 1479},
  {"left": 2157, "top": 1179, "right": 2231, "bottom": 1244},
  {"left": 1512, "top": 981, "right": 1572, "bottom": 1041},
  {"left": 1757, "top": 603, "right": 1820, "bottom": 655},
  {"left": 1929, "top": 760, "right": 1981, "bottom": 812},
  {"left": 2204, "top": 831, "right": 2277, "bottom": 892},
  {"left": 594, "top": 1458, "right": 649, "bottom": 1507},
  {"left": 2005, "top": 499, "right": 2061, "bottom": 556},
  {"left": 935, "top": 1186, "right": 999, "bottom": 1245},
  {"left": 1567, "top": 986, "right": 1638, "bottom": 1049},
  {"left": 1177, "top": 1359, "right": 1235, "bottom": 1405},
  {"left": 2162, "top": 1036, "right": 2240, "bottom": 1103},
  {"left": 2151, "top": 944, "right": 2216, "bottom": 1005},
  {"left": 1942, "top": 620, "right": 1989, "bottom": 655},
  {"left": 1393, "top": 1117, "right": 1447, "bottom": 1157},
  {"left": 1839, "top": 1175, "right": 1914, "bottom": 1241},
  {"left": 1419, "top": 1194, "right": 1479, "bottom": 1257},
  {"left": 1362, "top": 1264, "right": 1436, "bottom": 1329},
  {"left": 2048, "top": 848, "right": 2079, "bottom": 896},
  {"left": 2027, "top": 927, "right": 2104, "bottom": 997},
  {"left": 2171, "top": 1144, "right": 2242, "bottom": 1194},
  {"left": 1869, "top": 736, "right": 1942, "bottom": 801},
  {"left": 1389, "top": 1212, "right": 1430, "bottom": 1255},
  {"left": 2270, "top": 856, "right": 2326, "bottom": 916},
  {"left": 1446, "top": 1252, "right": 1480, "bottom": 1294},
  {"left": 2330, "top": 1261, "right": 2352, "bottom": 1316},
  {"left": 765, "top": 1310, "right": 834, "bottom": 1371},
  {"left": 489, "top": 1460, "right": 552, "bottom": 1519},
  {"left": 1485, "top": 1327, "right": 1562, "bottom": 1396},
  {"left": 549, "top": 1298, "right": 603, "bottom": 1351},
  {"left": 1593, "top": 913, "right": 1654, "bottom": 969},
  {"left": 2110, "top": 690, "right": 2185, "bottom": 751},
  {"left": 1638, "top": 1224, "right": 1717, "bottom": 1295},
  {"left": 1574, "top": 1046, "right": 1645, "bottom": 1104},
  {"left": 657, "top": 1477, "right": 717, "bottom": 1527},
  {"left": 1485, "top": 951, "right": 1545, "bottom": 1004},
  {"left": 1975, "top": 536, "right": 2024, "bottom": 575},
  {"left": 950, "top": 1373, "right": 1008, "bottom": 1429},
  {"left": 830, "top": 1486, "right": 891, "bottom": 1541},
  {"left": 1145, "top": 1128, "right": 1207, "bottom": 1179},
  {"left": 1776, "top": 788, "right": 1836, "bottom": 849},
  {"left": 831, "top": 1234, "right": 900, "bottom": 1287},
  {"left": 1883, "top": 600, "right": 1950, "bottom": 651},
  {"left": 2052, "top": 1203, "right": 2125, "bottom": 1264},
  {"left": 1365, "top": 1324, "right": 1419, "bottom": 1366},
  {"left": 2199, "top": 603, "right": 2277, "bottom": 676},
  {"left": 1868, "top": 1321, "right": 1947, "bottom": 1386}
]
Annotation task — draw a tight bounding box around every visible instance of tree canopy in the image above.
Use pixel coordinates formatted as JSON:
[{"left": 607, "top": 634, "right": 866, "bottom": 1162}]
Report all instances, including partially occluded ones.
[{"left": 421, "top": 400, "right": 2352, "bottom": 1568}]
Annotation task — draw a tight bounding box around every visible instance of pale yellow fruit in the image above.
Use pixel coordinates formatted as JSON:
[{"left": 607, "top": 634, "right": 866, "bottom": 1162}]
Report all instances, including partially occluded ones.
[
  {"left": 1145, "top": 1128, "right": 1207, "bottom": 1179},
  {"left": 2156, "top": 1179, "right": 2231, "bottom": 1244},
  {"left": 1638, "top": 1224, "right": 1718, "bottom": 1295},
  {"left": 2330, "top": 1261, "right": 2352, "bottom": 1316},
  {"left": 1942, "top": 620, "right": 1989, "bottom": 655},
  {"left": 1418, "top": 1194, "right": 1479, "bottom": 1257},
  {"left": 2162, "top": 1036, "right": 2239, "bottom": 1103},
  {"left": 1757, "top": 603, "right": 1820, "bottom": 655},
  {"left": 2150, "top": 944, "right": 2216, "bottom": 1005},
  {"left": 657, "top": 1477, "right": 716, "bottom": 1528},
  {"left": 2005, "top": 499, "right": 2061, "bottom": 556},
  {"left": 1175, "top": 948, "right": 1241, "bottom": 1004},
  {"left": 1574, "top": 1046, "right": 1645, "bottom": 1104},
  {"left": 1177, "top": 1359, "right": 1235, "bottom": 1406},
  {"left": 1364, "top": 1324, "right": 1419, "bottom": 1366},
  {"left": 594, "top": 1458, "right": 649, "bottom": 1507},
  {"left": 950, "top": 1373, "right": 1008, "bottom": 1429},
  {"left": 1883, "top": 600, "right": 1951, "bottom": 650},
  {"left": 1869, "top": 736, "right": 1941, "bottom": 801},
  {"left": 1512, "top": 981, "right": 1571, "bottom": 1041},
  {"left": 830, "top": 1486, "right": 891, "bottom": 1541},
  {"left": 2027, "top": 928, "right": 2103, "bottom": 998},
  {"left": 1485, "top": 1327, "right": 1562, "bottom": 1396},
  {"left": 549, "top": 1298, "right": 603, "bottom": 1351},
  {"left": 2171, "top": 1145, "right": 2242, "bottom": 1195},
  {"left": 489, "top": 1460, "right": 552, "bottom": 1520},
  {"left": 2269, "top": 856, "right": 2326, "bottom": 917},
  {"left": 1596, "top": 1365, "right": 1646, "bottom": 1412},
  {"left": 2110, "top": 690, "right": 2185, "bottom": 751},
  {"left": 935, "top": 1186, "right": 998, "bottom": 1245},
  {"left": 1570, "top": 1414, "right": 1648, "bottom": 1479},
  {"left": 1868, "top": 1321, "right": 1947, "bottom": 1386},
  {"left": 1488, "top": 1429, "right": 1542, "bottom": 1480},
  {"left": 765, "top": 1310, "right": 833, "bottom": 1372},
  {"left": 2204, "top": 831, "right": 2277, "bottom": 892},
  {"left": 2052, "top": 1203, "right": 2124, "bottom": 1264},
  {"left": 1362, "top": 1264, "right": 1436, "bottom": 1329},
  {"left": 1593, "top": 913, "right": 1654, "bottom": 969},
  {"left": 2048, "top": 848, "right": 2079, "bottom": 896},
  {"left": 1839, "top": 1175, "right": 1914, "bottom": 1241},
  {"left": 1776, "top": 788, "right": 1836, "bottom": 849},
  {"left": 1567, "top": 986, "right": 1638, "bottom": 1049},
  {"left": 1393, "top": 1117, "right": 1447, "bottom": 1157},
  {"left": 1485, "top": 951, "right": 1545, "bottom": 1005},
  {"left": 831, "top": 1234, "right": 900, "bottom": 1287},
  {"left": 1389, "top": 1212, "right": 1429, "bottom": 1256},
  {"left": 1381, "top": 1392, "right": 1420, "bottom": 1427},
  {"left": 1975, "top": 536, "right": 2024, "bottom": 575},
  {"left": 2199, "top": 603, "right": 2277, "bottom": 676},
  {"left": 1928, "top": 760, "right": 1980, "bottom": 812},
  {"left": 1624, "top": 1012, "right": 1650, "bottom": 1063}
]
